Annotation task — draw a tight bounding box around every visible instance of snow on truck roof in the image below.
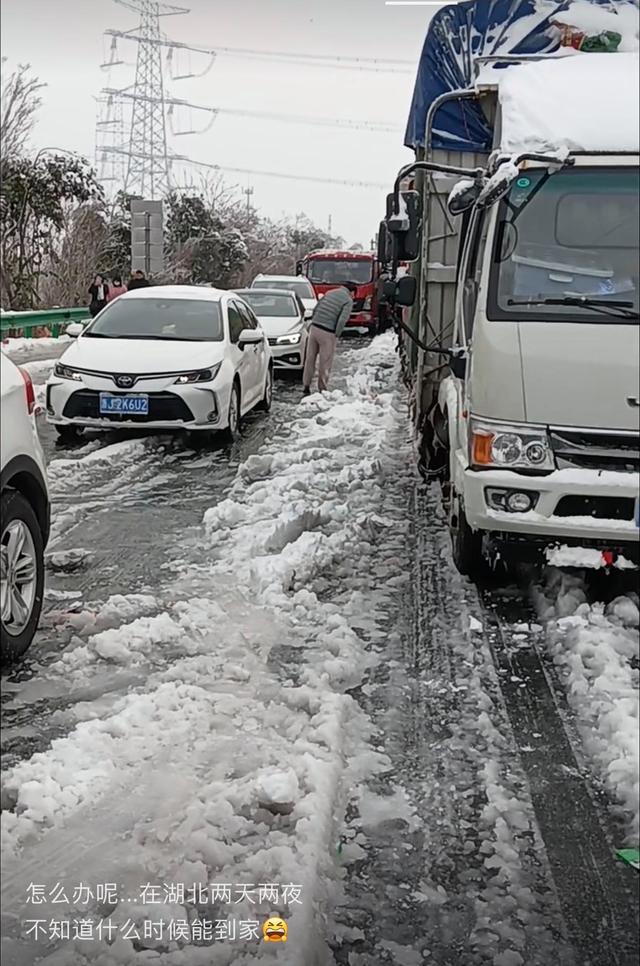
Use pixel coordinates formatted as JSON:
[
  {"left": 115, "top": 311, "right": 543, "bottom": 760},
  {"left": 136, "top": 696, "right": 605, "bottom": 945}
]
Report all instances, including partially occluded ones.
[
  {"left": 490, "top": 51, "right": 640, "bottom": 154},
  {"left": 405, "top": 0, "right": 639, "bottom": 153}
]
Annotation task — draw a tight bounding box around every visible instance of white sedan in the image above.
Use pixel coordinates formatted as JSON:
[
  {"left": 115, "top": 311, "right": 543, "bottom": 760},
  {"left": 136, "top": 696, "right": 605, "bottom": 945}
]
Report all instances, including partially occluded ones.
[
  {"left": 45, "top": 286, "right": 273, "bottom": 440},
  {"left": 234, "top": 289, "right": 309, "bottom": 377}
]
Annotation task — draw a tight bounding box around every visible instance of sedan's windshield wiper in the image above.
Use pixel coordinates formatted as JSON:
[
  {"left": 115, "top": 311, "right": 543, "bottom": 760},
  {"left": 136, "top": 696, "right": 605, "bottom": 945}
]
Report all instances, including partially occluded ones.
[
  {"left": 507, "top": 296, "right": 638, "bottom": 320},
  {"left": 91, "top": 334, "right": 209, "bottom": 341}
]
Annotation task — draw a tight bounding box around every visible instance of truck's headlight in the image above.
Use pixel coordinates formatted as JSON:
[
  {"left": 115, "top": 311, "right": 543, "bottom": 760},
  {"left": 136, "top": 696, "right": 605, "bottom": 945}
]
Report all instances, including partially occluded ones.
[
  {"left": 363, "top": 297, "right": 372, "bottom": 310},
  {"left": 54, "top": 363, "right": 83, "bottom": 381},
  {"left": 470, "top": 419, "right": 554, "bottom": 471},
  {"left": 276, "top": 333, "right": 301, "bottom": 345}
]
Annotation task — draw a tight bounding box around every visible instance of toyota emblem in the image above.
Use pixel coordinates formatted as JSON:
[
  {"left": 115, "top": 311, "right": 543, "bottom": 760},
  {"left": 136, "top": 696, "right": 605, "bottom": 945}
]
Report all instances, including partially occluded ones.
[{"left": 116, "top": 374, "right": 134, "bottom": 388}]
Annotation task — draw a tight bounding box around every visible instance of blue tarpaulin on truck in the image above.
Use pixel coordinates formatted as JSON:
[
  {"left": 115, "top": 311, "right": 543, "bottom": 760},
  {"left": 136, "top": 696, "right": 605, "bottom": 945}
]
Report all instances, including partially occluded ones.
[{"left": 404, "top": 0, "right": 638, "bottom": 153}]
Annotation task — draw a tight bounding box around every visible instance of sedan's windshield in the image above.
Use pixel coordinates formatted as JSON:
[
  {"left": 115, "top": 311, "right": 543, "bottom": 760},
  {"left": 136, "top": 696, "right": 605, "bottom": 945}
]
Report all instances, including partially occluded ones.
[
  {"left": 307, "top": 259, "right": 373, "bottom": 285},
  {"left": 253, "top": 279, "right": 314, "bottom": 299},
  {"left": 238, "top": 292, "right": 299, "bottom": 318},
  {"left": 85, "top": 298, "right": 224, "bottom": 340},
  {"left": 489, "top": 168, "right": 639, "bottom": 321}
]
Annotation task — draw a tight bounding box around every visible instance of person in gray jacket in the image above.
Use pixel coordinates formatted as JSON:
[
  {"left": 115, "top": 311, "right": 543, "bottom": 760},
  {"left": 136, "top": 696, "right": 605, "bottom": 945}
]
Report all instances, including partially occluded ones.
[{"left": 302, "top": 282, "right": 355, "bottom": 394}]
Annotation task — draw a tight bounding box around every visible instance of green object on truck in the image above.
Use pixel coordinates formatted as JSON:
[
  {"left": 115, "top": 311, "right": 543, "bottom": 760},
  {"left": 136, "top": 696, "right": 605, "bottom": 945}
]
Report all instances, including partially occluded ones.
[
  {"left": 0, "top": 307, "right": 90, "bottom": 339},
  {"left": 616, "top": 849, "right": 640, "bottom": 871}
]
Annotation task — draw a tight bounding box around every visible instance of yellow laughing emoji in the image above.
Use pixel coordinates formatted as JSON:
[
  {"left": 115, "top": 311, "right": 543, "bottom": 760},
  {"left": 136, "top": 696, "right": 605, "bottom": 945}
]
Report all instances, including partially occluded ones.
[{"left": 262, "top": 916, "right": 288, "bottom": 942}]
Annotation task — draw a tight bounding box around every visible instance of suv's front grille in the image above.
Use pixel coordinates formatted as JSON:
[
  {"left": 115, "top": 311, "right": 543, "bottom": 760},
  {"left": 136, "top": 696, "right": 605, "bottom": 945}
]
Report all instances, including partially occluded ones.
[
  {"left": 549, "top": 428, "right": 640, "bottom": 473},
  {"left": 63, "top": 390, "right": 193, "bottom": 422}
]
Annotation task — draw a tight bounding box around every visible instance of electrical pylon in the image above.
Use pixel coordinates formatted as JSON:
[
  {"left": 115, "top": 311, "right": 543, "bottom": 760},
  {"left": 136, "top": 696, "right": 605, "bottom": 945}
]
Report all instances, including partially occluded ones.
[{"left": 118, "top": 0, "right": 188, "bottom": 197}]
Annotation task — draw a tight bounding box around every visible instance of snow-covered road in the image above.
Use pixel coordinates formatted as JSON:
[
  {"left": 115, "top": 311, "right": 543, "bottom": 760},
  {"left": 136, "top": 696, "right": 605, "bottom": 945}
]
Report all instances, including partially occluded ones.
[{"left": 1, "top": 334, "right": 638, "bottom": 965}]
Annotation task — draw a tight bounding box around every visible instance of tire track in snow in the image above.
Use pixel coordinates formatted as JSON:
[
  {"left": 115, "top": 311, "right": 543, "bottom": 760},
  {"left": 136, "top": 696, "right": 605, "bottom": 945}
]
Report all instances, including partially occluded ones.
[
  {"left": 480, "top": 583, "right": 639, "bottom": 966},
  {"left": 329, "top": 477, "right": 577, "bottom": 961}
]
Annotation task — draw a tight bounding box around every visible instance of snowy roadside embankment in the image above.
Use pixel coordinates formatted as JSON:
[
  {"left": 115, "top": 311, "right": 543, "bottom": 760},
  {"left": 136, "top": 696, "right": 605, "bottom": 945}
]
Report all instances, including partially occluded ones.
[
  {"left": 1, "top": 336, "right": 402, "bottom": 965},
  {"left": 535, "top": 571, "right": 639, "bottom": 842}
]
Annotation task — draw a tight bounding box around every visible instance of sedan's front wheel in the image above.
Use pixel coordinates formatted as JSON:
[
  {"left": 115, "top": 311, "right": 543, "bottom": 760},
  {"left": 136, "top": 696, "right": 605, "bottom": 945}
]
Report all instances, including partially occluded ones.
[
  {"left": 225, "top": 383, "right": 241, "bottom": 442},
  {"left": 1, "top": 489, "right": 45, "bottom": 663},
  {"left": 257, "top": 365, "right": 273, "bottom": 412}
]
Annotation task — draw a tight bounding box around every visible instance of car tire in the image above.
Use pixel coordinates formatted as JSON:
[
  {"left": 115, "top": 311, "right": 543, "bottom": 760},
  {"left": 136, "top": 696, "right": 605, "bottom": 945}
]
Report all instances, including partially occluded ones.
[
  {"left": 366, "top": 323, "right": 378, "bottom": 338},
  {"left": 257, "top": 365, "right": 273, "bottom": 412},
  {"left": 1, "top": 488, "right": 45, "bottom": 663},
  {"left": 450, "top": 498, "right": 485, "bottom": 580},
  {"left": 224, "top": 382, "right": 241, "bottom": 442},
  {"left": 55, "top": 425, "right": 82, "bottom": 442}
]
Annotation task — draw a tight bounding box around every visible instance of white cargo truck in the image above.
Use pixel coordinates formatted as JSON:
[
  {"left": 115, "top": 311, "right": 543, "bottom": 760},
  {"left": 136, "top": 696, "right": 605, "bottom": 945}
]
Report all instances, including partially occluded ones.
[{"left": 381, "top": 0, "right": 640, "bottom": 579}]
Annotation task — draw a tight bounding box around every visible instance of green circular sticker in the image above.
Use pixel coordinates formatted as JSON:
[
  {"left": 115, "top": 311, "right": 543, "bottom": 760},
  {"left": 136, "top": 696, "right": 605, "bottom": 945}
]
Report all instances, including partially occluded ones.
[{"left": 516, "top": 177, "right": 531, "bottom": 188}]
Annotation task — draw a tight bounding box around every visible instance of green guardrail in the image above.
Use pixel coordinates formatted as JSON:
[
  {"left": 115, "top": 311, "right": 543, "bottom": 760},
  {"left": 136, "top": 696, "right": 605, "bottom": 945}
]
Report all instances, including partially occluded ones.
[{"left": 0, "top": 307, "right": 90, "bottom": 339}]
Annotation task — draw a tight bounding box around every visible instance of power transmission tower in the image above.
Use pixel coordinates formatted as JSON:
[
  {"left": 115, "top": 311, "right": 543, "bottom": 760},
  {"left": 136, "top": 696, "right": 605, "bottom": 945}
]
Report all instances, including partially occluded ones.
[
  {"left": 243, "top": 185, "right": 254, "bottom": 212},
  {"left": 115, "top": 0, "right": 189, "bottom": 198}
]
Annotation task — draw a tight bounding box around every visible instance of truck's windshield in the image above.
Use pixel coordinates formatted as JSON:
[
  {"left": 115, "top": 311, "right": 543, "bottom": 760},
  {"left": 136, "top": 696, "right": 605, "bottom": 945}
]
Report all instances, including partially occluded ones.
[
  {"left": 488, "top": 167, "right": 639, "bottom": 322},
  {"left": 307, "top": 259, "right": 373, "bottom": 285}
]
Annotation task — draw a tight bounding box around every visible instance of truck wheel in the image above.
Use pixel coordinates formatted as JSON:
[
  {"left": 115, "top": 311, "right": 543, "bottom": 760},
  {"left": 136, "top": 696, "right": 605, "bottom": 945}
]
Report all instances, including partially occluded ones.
[{"left": 451, "top": 499, "right": 485, "bottom": 579}]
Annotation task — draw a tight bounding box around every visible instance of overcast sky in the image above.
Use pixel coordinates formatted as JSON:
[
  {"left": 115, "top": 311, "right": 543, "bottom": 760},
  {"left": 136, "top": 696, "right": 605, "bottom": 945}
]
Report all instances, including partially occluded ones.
[{"left": 1, "top": 0, "right": 438, "bottom": 246}]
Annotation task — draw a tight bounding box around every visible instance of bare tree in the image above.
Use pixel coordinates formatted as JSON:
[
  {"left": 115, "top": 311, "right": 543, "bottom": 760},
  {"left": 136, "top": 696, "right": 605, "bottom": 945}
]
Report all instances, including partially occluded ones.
[
  {"left": 0, "top": 60, "right": 45, "bottom": 160},
  {"left": 39, "top": 202, "right": 108, "bottom": 307}
]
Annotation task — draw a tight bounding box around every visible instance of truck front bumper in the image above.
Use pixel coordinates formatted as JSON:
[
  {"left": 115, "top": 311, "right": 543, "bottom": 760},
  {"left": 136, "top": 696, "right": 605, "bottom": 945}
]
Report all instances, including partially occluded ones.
[{"left": 463, "top": 465, "right": 640, "bottom": 560}]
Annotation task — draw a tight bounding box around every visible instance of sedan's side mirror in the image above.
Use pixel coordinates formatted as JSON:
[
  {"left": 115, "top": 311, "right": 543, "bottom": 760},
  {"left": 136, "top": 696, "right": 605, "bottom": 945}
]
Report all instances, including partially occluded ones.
[
  {"left": 304, "top": 309, "right": 313, "bottom": 320},
  {"left": 66, "top": 322, "right": 85, "bottom": 338},
  {"left": 238, "top": 329, "right": 263, "bottom": 348}
]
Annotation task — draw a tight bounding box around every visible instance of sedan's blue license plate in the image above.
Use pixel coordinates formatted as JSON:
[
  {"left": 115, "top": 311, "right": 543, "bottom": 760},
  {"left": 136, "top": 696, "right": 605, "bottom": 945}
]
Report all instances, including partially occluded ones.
[{"left": 99, "top": 393, "right": 149, "bottom": 415}]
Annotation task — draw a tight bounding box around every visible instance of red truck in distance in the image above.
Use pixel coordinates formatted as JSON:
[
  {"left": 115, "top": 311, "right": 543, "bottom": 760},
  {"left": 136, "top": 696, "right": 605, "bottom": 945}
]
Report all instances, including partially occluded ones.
[{"left": 296, "top": 250, "right": 381, "bottom": 335}]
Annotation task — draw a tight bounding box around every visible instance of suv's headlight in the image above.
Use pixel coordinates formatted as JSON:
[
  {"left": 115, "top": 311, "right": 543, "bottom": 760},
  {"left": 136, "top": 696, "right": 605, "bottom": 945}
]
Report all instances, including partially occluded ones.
[
  {"left": 469, "top": 418, "right": 554, "bottom": 471},
  {"left": 276, "top": 333, "right": 301, "bottom": 345},
  {"left": 363, "top": 296, "right": 372, "bottom": 310},
  {"left": 54, "top": 363, "right": 83, "bottom": 381},
  {"left": 174, "top": 363, "right": 221, "bottom": 384}
]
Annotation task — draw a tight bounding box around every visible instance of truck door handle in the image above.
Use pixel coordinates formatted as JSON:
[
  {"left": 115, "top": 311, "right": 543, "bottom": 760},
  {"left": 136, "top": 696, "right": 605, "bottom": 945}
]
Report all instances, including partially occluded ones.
[{"left": 627, "top": 396, "right": 640, "bottom": 408}]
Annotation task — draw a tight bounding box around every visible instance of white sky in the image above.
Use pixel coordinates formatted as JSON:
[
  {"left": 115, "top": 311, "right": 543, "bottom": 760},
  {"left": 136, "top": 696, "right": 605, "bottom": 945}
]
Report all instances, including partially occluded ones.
[{"left": 1, "top": 0, "right": 437, "bottom": 246}]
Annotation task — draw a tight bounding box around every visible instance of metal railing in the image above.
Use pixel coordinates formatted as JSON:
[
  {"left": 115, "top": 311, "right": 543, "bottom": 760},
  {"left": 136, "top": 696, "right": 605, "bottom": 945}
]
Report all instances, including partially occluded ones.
[{"left": 0, "top": 307, "right": 90, "bottom": 339}]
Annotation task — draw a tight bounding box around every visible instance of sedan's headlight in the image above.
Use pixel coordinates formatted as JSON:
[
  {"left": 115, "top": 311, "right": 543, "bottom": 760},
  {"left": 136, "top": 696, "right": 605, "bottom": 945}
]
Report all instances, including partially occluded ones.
[
  {"left": 276, "top": 332, "right": 301, "bottom": 346},
  {"left": 54, "top": 362, "right": 83, "bottom": 381},
  {"left": 174, "top": 363, "right": 221, "bottom": 384},
  {"left": 469, "top": 418, "right": 554, "bottom": 471}
]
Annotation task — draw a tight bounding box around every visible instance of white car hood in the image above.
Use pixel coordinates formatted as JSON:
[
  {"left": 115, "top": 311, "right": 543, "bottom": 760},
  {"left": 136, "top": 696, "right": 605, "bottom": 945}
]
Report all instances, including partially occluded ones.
[
  {"left": 60, "top": 337, "right": 225, "bottom": 374},
  {"left": 255, "top": 316, "right": 303, "bottom": 338}
]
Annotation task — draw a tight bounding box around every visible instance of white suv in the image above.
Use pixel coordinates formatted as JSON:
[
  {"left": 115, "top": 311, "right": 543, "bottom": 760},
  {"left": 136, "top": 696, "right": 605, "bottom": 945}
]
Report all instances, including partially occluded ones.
[{"left": 1, "top": 354, "right": 50, "bottom": 661}]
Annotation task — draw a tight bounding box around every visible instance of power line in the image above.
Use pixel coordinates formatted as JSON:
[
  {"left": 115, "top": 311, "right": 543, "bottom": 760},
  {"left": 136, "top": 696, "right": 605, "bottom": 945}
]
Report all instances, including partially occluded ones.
[
  {"left": 104, "top": 29, "right": 414, "bottom": 73},
  {"left": 100, "top": 146, "right": 388, "bottom": 189},
  {"left": 101, "top": 87, "right": 402, "bottom": 133}
]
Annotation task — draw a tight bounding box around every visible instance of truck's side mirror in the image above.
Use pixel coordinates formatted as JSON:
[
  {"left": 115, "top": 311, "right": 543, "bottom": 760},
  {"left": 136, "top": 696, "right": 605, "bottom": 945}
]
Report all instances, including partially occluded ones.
[
  {"left": 476, "top": 162, "right": 519, "bottom": 208},
  {"left": 295, "top": 261, "right": 303, "bottom": 276},
  {"left": 377, "top": 220, "right": 391, "bottom": 265},
  {"left": 447, "top": 179, "right": 483, "bottom": 216},
  {"left": 385, "top": 190, "right": 422, "bottom": 262},
  {"left": 394, "top": 274, "right": 416, "bottom": 307}
]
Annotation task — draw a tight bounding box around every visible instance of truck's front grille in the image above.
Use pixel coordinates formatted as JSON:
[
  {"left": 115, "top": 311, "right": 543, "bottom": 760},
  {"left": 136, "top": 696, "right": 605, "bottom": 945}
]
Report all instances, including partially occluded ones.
[
  {"left": 553, "top": 495, "right": 635, "bottom": 521},
  {"left": 549, "top": 428, "right": 640, "bottom": 473}
]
